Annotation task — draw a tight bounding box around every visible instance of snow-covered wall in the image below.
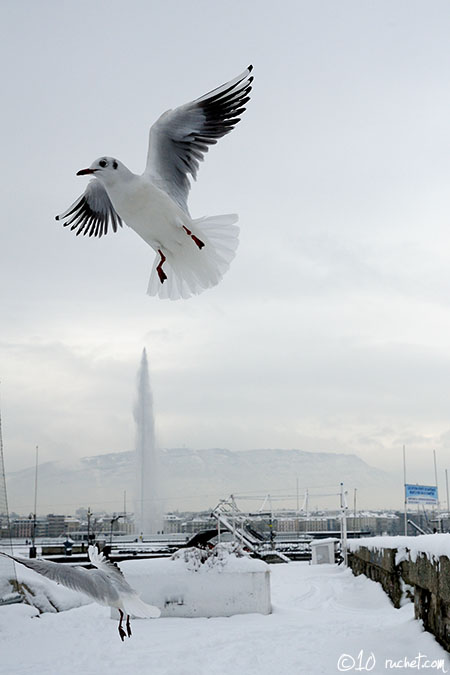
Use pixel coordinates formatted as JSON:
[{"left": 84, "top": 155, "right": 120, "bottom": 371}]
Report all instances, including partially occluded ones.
[
  {"left": 348, "top": 534, "right": 450, "bottom": 565},
  {"left": 348, "top": 535, "right": 450, "bottom": 652}
]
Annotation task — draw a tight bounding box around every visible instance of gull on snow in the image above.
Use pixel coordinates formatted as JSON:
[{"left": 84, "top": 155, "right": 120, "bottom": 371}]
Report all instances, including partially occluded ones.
[
  {"left": 56, "top": 66, "right": 253, "bottom": 300},
  {"left": 0, "top": 545, "right": 160, "bottom": 641}
]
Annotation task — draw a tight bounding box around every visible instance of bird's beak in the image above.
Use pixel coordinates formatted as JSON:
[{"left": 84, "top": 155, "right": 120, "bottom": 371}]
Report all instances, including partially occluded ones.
[{"left": 76, "top": 168, "right": 98, "bottom": 176}]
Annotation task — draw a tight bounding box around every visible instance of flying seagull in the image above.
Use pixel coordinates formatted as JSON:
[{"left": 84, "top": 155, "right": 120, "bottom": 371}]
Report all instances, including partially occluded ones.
[
  {"left": 56, "top": 66, "right": 254, "bottom": 300},
  {"left": 1, "top": 545, "right": 160, "bottom": 641}
]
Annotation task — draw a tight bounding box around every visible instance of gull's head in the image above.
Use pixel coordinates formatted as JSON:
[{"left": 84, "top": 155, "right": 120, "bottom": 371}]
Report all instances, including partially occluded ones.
[{"left": 76, "top": 157, "right": 127, "bottom": 185}]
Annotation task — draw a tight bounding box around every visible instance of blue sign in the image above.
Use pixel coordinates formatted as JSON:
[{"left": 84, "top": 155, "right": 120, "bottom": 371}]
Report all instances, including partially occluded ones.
[{"left": 405, "top": 484, "right": 438, "bottom": 504}]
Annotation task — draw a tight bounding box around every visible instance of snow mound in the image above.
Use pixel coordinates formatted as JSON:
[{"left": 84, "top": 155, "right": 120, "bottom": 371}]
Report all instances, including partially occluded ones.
[{"left": 170, "top": 542, "right": 263, "bottom": 573}]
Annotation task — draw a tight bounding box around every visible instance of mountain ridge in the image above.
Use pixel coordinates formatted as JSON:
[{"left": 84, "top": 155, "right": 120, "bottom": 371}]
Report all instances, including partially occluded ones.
[{"left": 6, "top": 447, "right": 398, "bottom": 514}]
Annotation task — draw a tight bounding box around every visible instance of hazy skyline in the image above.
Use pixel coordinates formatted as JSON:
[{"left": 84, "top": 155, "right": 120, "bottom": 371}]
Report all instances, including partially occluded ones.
[{"left": 2, "top": 1, "right": 450, "bottom": 508}]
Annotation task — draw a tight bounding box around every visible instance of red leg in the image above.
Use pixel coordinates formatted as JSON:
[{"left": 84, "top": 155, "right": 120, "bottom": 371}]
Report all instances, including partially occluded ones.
[
  {"left": 183, "top": 226, "right": 205, "bottom": 250},
  {"left": 118, "top": 609, "right": 127, "bottom": 642},
  {"left": 126, "top": 614, "right": 132, "bottom": 637},
  {"left": 156, "top": 249, "right": 167, "bottom": 284},
  {"left": 191, "top": 234, "right": 205, "bottom": 250}
]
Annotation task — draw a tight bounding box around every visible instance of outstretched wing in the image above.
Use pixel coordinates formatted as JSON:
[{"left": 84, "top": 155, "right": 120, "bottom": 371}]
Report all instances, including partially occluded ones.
[
  {"left": 88, "top": 545, "right": 126, "bottom": 583},
  {"left": 55, "top": 180, "right": 123, "bottom": 238},
  {"left": 145, "top": 65, "right": 253, "bottom": 213},
  {"left": 0, "top": 552, "right": 119, "bottom": 603}
]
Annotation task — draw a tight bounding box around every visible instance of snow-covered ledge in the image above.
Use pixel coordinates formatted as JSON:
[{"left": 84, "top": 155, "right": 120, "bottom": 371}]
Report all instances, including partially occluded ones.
[
  {"left": 347, "top": 534, "right": 450, "bottom": 652},
  {"left": 348, "top": 534, "right": 450, "bottom": 564},
  {"left": 113, "top": 544, "right": 271, "bottom": 619}
]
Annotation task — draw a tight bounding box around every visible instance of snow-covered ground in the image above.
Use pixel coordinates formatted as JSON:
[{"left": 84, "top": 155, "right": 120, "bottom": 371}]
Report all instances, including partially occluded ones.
[{"left": 0, "top": 562, "right": 448, "bottom": 675}]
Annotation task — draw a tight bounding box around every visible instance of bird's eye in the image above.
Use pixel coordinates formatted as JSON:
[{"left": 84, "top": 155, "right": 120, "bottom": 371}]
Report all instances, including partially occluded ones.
[
  {"left": 99, "top": 159, "right": 108, "bottom": 168},
  {"left": 113, "top": 160, "right": 118, "bottom": 170}
]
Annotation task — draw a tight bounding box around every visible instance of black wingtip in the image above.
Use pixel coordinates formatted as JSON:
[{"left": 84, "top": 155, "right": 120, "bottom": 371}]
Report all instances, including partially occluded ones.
[
  {"left": 55, "top": 215, "right": 60, "bottom": 221},
  {"left": 247, "top": 64, "right": 254, "bottom": 73}
]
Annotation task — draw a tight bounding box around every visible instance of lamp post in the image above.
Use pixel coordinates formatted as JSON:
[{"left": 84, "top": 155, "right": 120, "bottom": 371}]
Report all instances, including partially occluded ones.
[
  {"left": 29, "top": 445, "right": 38, "bottom": 558},
  {"left": 87, "top": 507, "right": 96, "bottom": 544},
  {"left": 109, "top": 514, "right": 123, "bottom": 546},
  {"left": 29, "top": 512, "right": 37, "bottom": 558}
]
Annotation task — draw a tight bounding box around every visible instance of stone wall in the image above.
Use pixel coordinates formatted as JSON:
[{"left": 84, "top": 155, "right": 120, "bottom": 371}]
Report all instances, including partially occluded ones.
[{"left": 348, "top": 546, "right": 450, "bottom": 652}]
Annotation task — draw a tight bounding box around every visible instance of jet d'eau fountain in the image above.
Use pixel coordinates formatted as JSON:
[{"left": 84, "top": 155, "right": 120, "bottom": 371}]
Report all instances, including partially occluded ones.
[{"left": 134, "top": 349, "right": 162, "bottom": 537}]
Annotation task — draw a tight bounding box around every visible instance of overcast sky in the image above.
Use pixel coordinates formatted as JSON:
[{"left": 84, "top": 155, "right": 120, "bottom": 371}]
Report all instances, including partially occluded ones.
[{"left": 2, "top": 0, "right": 450, "bottom": 505}]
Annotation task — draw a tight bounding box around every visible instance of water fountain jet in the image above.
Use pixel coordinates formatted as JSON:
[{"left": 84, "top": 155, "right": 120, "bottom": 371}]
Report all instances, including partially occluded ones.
[{"left": 134, "top": 348, "right": 162, "bottom": 537}]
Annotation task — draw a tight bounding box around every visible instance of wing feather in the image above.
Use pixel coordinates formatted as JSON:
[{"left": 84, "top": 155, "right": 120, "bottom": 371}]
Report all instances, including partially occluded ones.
[
  {"left": 55, "top": 180, "right": 123, "bottom": 238},
  {"left": 0, "top": 552, "right": 119, "bottom": 604},
  {"left": 87, "top": 545, "right": 126, "bottom": 583},
  {"left": 145, "top": 65, "right": 253, "bottom": 213}
]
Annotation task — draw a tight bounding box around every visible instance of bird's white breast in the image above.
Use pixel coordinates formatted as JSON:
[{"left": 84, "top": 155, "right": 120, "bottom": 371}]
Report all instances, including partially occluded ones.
[{"left": 105, "top": 175, "right": 189, "bottom": 253}]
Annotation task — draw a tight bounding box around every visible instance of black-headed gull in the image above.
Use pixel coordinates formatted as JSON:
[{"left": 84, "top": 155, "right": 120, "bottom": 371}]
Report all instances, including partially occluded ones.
[
  {"left": 56, "top": 66, "right": 253, "bottom": 300},
  {"left": 1, "top": 545, "right": 160, "bottom": 641}
]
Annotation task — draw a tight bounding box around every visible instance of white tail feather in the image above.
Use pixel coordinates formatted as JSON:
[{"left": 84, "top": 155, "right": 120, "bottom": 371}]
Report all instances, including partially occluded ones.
[
  {"left": 122, "top": 593, "right": 161, "bottom": 619},
  {"left": 147, "top": 214, "right": 239, "bottom": 300}
]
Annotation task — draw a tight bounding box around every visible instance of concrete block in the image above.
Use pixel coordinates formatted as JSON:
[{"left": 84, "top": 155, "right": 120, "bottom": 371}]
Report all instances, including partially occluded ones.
[{"left": 112, "top": 553, "right": 271, "bottom": 619}]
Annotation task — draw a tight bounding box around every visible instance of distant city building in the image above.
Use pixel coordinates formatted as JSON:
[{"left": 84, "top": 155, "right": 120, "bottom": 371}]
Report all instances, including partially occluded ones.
[
  {"left": 182, "top": 516, "right": 216, "bottom": 534},
  {"left": 164, "top": 514, "right": 183, "bottom": 534},
  {"left": 5, "top": 507, "right": 446, "bottom": 541},
  {"left": 64, "top": 517, "right": 82, "bottom": 533},
  {"left": 0, "top": 516, "right": 10, "bottom": 538},
  {"left": 46, "top": 514, "right": 66, "bottom": 538},
  {"left": 347, "top": 513, "right": 401, "bottom": 535},
  {"left": 10, "top": 517, "right": 33, "bottom": 538},
  {"left": 10, "top": 516, "right": 48, "bottom": 538},
  {"left": 273, "top": 511, "right": 403, "bottom": 536},
  {"left": 276, "top": 518, "right": 300, "bottom": 533}
]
